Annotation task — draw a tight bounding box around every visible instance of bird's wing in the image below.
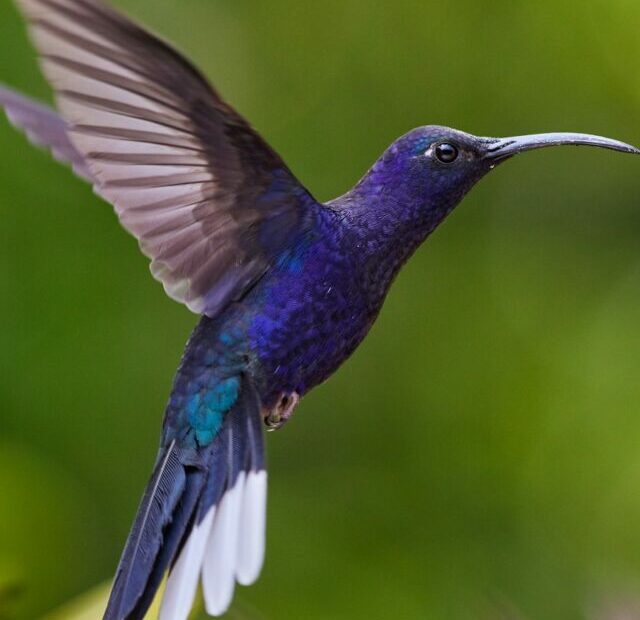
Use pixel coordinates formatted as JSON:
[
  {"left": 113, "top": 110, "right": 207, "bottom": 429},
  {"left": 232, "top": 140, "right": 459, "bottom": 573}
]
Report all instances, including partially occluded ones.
[
  {"left": 14, "top": 0, "right": 318, "bottom": 318},
  {"left": 0, "top": 85, "right": 94, "bottom": 181}
]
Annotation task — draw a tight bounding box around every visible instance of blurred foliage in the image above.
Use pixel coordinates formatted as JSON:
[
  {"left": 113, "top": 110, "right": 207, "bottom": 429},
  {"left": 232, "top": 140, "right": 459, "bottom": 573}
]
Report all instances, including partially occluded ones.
[{"left": 1, "top": 0, "right": 640, "bottom": 618}]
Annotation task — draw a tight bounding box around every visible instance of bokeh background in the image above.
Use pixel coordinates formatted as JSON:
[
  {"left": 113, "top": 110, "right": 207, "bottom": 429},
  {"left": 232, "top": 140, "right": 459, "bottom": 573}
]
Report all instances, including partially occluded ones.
[{"left": 1, "top": 0, "right": 640, "bottom": 618}]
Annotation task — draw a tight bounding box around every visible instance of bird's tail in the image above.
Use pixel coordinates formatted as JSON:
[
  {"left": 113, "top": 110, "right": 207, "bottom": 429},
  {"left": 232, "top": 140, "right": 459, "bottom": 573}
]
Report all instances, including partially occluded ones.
[{"left": 104, "top": 379, "right": 267, "bottom": 620}]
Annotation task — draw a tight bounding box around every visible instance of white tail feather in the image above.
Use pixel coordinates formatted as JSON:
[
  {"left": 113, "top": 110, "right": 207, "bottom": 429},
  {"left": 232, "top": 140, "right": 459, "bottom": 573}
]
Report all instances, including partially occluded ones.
[
  {"left": 202, "top": 473, "right": 246, "bottom": 616},
  {"left": 159, "top": 507, "right": 215, "bottom": 620},
  {"left": 236, "top": 471, "right": 268, "bottom": 586},
  {"left": 157, "top": 469, "right": 267, "bottom": 618}
]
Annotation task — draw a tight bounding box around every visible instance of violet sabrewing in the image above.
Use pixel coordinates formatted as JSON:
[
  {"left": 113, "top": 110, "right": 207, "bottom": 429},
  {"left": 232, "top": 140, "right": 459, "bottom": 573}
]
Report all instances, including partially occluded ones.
[{"left": 1, "top": 0, "right": 638, "bottom": 618}]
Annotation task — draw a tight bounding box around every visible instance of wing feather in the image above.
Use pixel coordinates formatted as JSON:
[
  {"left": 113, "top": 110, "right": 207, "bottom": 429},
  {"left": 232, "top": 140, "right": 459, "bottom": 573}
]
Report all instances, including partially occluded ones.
[
  {"left": 0, "top": 84, "right": 93, "bottom": 180},
  {"left": 14, "top": 0, "right": 318, "bottom": 317}
]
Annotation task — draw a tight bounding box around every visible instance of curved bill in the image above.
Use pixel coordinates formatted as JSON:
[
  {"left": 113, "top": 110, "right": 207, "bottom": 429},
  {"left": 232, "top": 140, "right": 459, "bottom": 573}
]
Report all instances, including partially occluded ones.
[{"left": 484, "top": 132, "right": 640, "bottom": 161}]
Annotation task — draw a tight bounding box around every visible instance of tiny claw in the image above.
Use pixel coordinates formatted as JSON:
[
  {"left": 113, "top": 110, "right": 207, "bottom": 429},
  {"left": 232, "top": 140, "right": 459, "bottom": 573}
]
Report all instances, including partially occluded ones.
[
  {"left": 263, "top": 391, "right": 300, "bottom": 431},
  {"left": 264, "top": 411, "right": 282, "bottom": 431}
]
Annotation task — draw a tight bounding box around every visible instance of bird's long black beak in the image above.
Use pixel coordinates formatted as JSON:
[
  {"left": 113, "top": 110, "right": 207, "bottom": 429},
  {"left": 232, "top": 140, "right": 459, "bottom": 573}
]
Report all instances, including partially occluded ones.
[{"left": 484, "top": 132, "right": 640, "bottom": 162}]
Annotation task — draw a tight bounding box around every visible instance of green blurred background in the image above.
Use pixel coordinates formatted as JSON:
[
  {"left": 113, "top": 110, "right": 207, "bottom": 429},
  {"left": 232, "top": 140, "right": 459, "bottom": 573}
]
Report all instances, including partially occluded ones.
[{"left": 1, "top": 0, "right": 640, "bottom": 618}]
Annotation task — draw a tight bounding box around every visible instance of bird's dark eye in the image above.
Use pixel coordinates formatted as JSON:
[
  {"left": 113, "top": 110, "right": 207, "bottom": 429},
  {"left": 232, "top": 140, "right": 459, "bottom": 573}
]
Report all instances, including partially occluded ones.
[{"left": 434, "top": 142, "right": 459, "bottom": 164}]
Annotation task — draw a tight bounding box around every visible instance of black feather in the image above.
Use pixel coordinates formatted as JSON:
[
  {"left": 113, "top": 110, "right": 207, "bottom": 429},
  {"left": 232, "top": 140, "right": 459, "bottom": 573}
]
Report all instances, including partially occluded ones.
[
  {"left": 104, "top": 441, "right": 186, "bottom": 620},
  {"left": 128, "top": 465, "right": 206, "bottom": 620}
]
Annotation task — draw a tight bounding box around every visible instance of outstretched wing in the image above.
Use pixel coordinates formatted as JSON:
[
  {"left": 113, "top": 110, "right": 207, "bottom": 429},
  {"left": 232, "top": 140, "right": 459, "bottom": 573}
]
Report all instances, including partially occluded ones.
[{"left": 14, "top": 0, "right": 318, "bottom": 317}]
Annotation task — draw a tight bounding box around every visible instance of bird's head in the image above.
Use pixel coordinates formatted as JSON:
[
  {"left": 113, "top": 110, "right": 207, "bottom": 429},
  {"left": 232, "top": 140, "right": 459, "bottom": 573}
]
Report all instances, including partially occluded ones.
[
  {"left": 345, "top": 125, "right": 639, "bottom": 247},
  {"left": 338, "top": 124, "right": 638, "bottom": 284},
  {"left": 373, "top": 125, "right": 640, "bottom": 213}
]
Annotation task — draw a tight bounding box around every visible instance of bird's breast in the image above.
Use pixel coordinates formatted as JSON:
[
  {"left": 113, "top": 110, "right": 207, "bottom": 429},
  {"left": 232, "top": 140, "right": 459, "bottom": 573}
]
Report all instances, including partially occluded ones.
[{"left": 247, "top": 235, "right": 378, "bottom": 404}]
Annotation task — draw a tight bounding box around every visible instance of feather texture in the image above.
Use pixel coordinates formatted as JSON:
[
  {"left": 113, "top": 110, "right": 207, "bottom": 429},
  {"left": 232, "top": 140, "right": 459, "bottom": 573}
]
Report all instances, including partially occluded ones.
[
  {"left": 127, "top": 464, "right": 206, "bottom": 620},
  {"left": 202, "top": 472, "right": 245, "bottom": 616},
  {"left": 157, "top": 377, "right": 267, "bottom": 619},
  {"left": 0, "top": 84, "right": 92, "bottom": 180},
  {"left": 13, "top": 0, "right": 319, "bottom": 319},
  {"left": 105, "top": 441, "right": 186, "bottom": 620},
  {"left": 159, "top": 508, "right": 215, "bottom": 620},
  {"left": 102, "top": 374, "right": 267, "bottom": 620},
  {"left": 236, "top": 470, "right": 268, "bottom": 586}
]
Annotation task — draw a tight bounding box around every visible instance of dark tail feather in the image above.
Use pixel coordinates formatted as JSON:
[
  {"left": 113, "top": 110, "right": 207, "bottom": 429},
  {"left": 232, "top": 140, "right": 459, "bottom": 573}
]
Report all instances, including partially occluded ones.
[
  {"left": 128, "top": 465, "right": 206, "bottom": 619},
  {"left": 103, "top": 441, "right": 200, "bottom": 620}
]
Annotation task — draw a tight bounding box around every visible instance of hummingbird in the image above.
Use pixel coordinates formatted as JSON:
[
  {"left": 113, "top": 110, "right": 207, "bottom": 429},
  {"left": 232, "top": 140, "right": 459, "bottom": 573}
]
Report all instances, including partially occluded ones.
[{"left": 1, "top": 0, "right": 638, "bottom": 619}]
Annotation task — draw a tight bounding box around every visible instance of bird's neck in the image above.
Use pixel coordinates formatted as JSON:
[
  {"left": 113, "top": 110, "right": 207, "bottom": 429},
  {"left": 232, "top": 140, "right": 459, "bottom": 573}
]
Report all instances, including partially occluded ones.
[{"left": 328, "top": 171, "right": 460, "bottom": 302}]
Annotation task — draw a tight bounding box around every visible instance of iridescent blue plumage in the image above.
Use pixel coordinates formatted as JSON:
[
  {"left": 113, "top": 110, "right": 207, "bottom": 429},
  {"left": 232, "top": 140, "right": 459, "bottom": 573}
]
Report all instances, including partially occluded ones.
[{"left": 2, "top": 1, "right": 638, "bottom": 619}]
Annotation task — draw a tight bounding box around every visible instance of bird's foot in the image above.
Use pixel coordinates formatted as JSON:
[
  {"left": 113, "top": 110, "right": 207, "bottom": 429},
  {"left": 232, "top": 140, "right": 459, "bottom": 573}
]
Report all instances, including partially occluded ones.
[{"left": 263, "top": 392, "right": 300, "bottom": 431}]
